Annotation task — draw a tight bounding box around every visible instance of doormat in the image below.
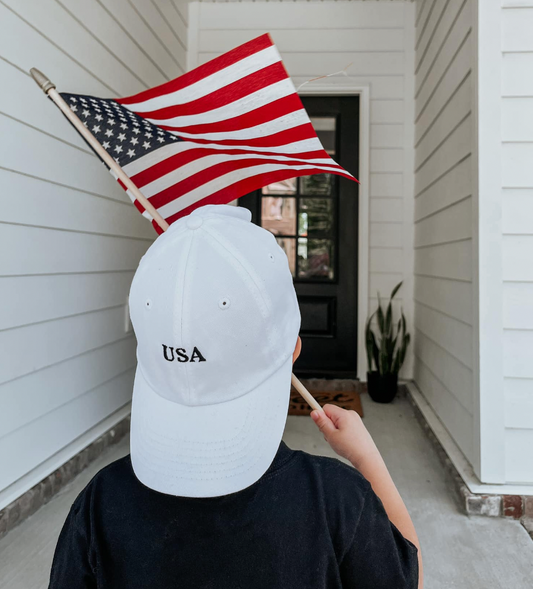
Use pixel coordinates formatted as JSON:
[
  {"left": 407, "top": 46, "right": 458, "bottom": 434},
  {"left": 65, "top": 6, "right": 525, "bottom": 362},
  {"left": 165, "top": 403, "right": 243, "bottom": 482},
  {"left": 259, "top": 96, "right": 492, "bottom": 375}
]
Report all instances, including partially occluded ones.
[{"left": 289, "top": 379, "right": 364, "bottom": 418}]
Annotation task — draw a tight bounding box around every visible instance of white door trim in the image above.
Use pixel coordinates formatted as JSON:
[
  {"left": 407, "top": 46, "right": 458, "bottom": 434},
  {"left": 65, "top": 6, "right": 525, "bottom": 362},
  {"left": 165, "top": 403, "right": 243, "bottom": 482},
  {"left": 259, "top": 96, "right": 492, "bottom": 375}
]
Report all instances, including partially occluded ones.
[
  {"left": 298, "top": 85, "right": 370, "bottom": 380},
  {"left": 185, "top": 11, "right": 370, "bottom": 378}
]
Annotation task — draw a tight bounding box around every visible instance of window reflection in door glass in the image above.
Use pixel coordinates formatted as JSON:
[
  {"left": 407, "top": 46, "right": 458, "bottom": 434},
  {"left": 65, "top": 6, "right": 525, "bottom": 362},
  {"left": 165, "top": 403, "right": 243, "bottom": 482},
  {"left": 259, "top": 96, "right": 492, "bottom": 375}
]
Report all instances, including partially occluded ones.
[
  {"left": 276, "top": 237, "right": 296, "bottom": 277},
  {"left": 261, "top": 197, "right": 296, "bottom": 235},
  {"left": 299, "top": 198, "right": 334, "bottom": 237},
  {"left": 261, "top": 177, "right": 297, "bottom": 195},
  {"left": 310, "top": 116, "right": 336, "bottom": 156},
  {"left": 300, "top": 173, "right": 333, "bottom": 196},
  {"left": 297, "top": 238, "right": 335, "bottom": 280}
]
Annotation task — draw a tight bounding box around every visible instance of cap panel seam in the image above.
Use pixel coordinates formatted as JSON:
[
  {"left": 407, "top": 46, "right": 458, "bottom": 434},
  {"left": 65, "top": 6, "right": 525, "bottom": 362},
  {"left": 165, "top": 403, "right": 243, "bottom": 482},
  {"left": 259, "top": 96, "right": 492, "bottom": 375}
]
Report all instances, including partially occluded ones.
[
  {"left": 198, "top": 222, "right": 280, "bottom": 364},
  {"left": 200, "top": 223, "right": 271, "bottom": 318},
  {"left": 177, "top": 230, "right": 196, "bottom": 405}
]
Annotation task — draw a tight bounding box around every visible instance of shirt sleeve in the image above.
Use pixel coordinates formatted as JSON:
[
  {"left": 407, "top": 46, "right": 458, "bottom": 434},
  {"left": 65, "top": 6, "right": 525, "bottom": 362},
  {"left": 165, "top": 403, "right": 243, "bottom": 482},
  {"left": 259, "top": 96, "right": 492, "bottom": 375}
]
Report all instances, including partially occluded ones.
[
  {"left": 48, "top": 490, "right": 97, "bottom": 589},
  {"left": 339, "top": 485, "right": 419, "bottom": 589}
]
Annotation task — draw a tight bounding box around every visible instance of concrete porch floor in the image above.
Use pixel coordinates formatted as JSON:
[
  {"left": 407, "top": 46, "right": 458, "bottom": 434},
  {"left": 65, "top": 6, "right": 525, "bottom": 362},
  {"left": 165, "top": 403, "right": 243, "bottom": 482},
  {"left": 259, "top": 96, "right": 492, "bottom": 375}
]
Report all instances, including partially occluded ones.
[{"left": 1, "top": 394, "right": 532, "bottom": 588}]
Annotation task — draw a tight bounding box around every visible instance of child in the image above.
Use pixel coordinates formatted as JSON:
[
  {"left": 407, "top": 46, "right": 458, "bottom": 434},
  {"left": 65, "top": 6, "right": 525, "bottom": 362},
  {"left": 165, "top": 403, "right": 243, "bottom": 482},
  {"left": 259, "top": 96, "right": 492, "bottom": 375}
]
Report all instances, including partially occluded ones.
[{"left": 48, "top": 204, "right": 421, "bottom": 588}]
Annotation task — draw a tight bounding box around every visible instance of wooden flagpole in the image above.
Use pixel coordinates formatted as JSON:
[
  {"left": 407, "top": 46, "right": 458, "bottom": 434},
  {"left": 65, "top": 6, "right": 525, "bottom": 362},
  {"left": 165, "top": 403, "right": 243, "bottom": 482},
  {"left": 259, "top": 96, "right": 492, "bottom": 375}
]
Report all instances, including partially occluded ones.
[
  {"left": 30, "top": 68, "right": 169, "bottom": 232},
  {"left": 31, "top": 68, "right": 322, "bottom": 414},
  {"left": 291, "top": 374, "right": 321, "bottom": 412}
]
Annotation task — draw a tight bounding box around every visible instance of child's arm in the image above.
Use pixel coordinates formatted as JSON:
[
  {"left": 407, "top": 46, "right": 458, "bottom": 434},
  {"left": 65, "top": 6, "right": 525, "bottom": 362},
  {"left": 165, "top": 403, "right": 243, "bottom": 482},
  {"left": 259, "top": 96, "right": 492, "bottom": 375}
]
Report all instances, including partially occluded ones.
[{"left": 311, "top": 404, "right": 424, "bottom": 589}]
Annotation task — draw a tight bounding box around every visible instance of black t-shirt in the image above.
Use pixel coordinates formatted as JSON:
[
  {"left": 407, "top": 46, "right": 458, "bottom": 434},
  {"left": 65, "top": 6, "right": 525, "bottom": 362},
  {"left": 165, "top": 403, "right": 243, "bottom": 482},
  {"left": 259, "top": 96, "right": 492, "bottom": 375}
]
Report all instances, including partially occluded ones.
[{"left": 48, "top": 441, "right": 418, "bottom": 588}]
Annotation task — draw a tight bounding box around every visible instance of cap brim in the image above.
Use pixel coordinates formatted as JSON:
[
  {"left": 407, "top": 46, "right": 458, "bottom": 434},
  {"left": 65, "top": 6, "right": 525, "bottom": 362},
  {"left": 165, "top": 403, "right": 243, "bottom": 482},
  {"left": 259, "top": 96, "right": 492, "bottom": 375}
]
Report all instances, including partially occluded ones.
[{"left": 129, "top": 356, "right": 293, "bottom": 497}]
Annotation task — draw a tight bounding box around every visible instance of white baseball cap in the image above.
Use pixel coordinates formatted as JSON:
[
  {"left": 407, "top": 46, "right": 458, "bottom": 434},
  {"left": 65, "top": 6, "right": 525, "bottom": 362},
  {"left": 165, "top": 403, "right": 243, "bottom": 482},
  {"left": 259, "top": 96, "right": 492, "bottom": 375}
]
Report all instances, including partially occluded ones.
[{"left": 128, "top": 204, "right": 301, "bottom": 497}]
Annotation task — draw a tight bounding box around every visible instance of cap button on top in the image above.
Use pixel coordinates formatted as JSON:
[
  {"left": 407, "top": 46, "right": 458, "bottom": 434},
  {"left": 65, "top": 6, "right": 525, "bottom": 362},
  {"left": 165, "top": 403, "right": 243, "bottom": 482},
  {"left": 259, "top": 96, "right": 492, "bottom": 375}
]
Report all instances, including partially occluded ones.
[{"left": 187, "top": 215, "right": 203, "bottom": 230}]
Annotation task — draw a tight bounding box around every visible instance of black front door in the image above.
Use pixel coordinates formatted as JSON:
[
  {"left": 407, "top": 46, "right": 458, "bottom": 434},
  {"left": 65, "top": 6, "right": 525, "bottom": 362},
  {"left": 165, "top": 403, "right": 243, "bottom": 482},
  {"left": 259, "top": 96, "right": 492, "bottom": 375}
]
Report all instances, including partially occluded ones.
[{"left": 240, "top": 96, "right": 359, "bottom": 378}]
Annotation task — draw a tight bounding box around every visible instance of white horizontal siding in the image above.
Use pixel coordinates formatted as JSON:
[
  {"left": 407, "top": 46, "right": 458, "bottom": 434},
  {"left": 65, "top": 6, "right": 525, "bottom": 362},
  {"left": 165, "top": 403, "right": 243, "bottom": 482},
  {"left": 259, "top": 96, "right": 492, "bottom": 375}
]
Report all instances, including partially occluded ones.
[
  {"left": 502, "top": 0, "right": 533, "bottom": 7},
  {"left": 370, "top": 124, "right": 405, "bottom": 148},
  {"left": 503, "top": 282, "right": 533, "bottom": 330},
  {"left": 370, "top": 247, "right": 404, "bottom": 274},
  {"left": 413, "top": 0, "right": 475, "bottom": 466},
  {"left": 502, "top": 54, "right": 533, "bottom": 96},
  {"left": 0, "top": 168, "right": 154, "bottom": 238},
  {"left": 504, "top": 330, "right": 533, "bottom": 379},
  {"left": 0, "top": 225, "right": 150, "bottom": 276},
  {"left": 501, "top": 4, "right": 533, "bottom": 483},
  {"left": 190, "top": 0, "right": 415, "bottom": 378},
  {"left": 0, "top": 368, "right": 135, "bottom": 492},
  {"left": 413, "top": 356, "right": 474, "bottom": 464},
  {"left": 503, "top": 236, "right": 533, "bottom": 282},
  {"left": 415, "top": 239, "right": 472, "bottom": 282},
  {"left": 414, "top": 275, "right": 472, "bottom": 325},
  {"left": 197, "top": 2, "right": 407, "bottom": 30},
  {"left": 199, "top": 28, "right": 406, "bottom": 53},
  {"left": 505, "top": 429, "right": 533, "bottom": 484},
  {"left": 0, "top": 0, "right": 187, "bottom": 506},
  {"left": 0, "top": 338, "right": 136, "bottom": 439},
  {"left": 0, "top": 272, "right": 136, "bottom": 331},
  {"left": 414, "top": 155, "right": 472, "bottom": 221},
  {"left": 415, "top": 196, "right": 472, "bottom": 248},
  {"left": 502, "top": 98, "right": 533, "bottom": 141},
  {"left": 502, "top": 7, "right": 533, "bottom": 53},
  {"left": 369, "top": 272, "right": 404, "bottom": 298},
  {"left": 370, "top": 197, "right": 403, "bottom": 222},
  {"left": 505, "top": 378, "right": 533, "bottom": 429}
]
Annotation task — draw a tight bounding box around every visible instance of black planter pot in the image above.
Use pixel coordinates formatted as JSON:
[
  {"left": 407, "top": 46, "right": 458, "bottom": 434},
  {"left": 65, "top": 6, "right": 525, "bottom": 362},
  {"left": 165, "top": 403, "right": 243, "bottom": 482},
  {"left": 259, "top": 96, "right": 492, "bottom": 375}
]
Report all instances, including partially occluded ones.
[{"left": 367, "top": 371, "right": 398, "bottom": 403}]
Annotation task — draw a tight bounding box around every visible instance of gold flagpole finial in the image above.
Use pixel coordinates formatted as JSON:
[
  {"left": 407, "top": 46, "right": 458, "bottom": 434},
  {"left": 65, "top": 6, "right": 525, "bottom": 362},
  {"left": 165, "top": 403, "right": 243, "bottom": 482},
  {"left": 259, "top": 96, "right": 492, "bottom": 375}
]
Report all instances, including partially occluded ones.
[{"left": 30, "top": 68, "right": 56, "bottom": 94}]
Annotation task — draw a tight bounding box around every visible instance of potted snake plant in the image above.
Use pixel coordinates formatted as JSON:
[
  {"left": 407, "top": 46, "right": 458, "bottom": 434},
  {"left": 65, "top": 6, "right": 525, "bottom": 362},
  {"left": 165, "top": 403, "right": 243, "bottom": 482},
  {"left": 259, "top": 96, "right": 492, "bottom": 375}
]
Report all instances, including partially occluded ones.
[{"left": 365, "top": 281, "right": 410, "bottom": 403}]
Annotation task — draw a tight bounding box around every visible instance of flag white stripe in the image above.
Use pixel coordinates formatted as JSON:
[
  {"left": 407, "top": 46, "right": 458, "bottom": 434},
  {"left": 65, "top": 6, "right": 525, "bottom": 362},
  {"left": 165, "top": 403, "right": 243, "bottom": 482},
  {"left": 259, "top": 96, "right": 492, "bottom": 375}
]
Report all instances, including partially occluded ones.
[
  {"left": 141, "top": 152, "right": 344, "bottom": 198},
  {"left": 157, "top": 162, "right": 351, "bottom": 219},
  {"left": 153, "top": 109, "right": 310, "bottom": 142},
  {"left": 122, "top": 136, "right": 328, "bottom": 177},
  {"left": 141, "top": 78, "right": 296, "bottom": 129},
  {"left": 111, "top": 165, "right": 153, "bottom": 219},
  {"left": 123, "top": 45, "right": 282, "bottom": 113}
]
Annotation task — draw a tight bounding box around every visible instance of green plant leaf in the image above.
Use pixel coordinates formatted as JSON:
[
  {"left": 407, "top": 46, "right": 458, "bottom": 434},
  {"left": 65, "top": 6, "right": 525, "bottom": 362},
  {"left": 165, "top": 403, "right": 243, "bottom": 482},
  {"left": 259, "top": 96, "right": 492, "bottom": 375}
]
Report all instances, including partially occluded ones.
[
  {"left": 365, "top": 312, "right": 376, "bottom": 371},
  {"left": 376, "top": 293, "right": 385, "bottom": 336},
  {"left": 385, "top": 300, "right": 392, "bottom": 336},
  {"left": 369, "top": 330, "right": 380, "bottom": 374},
  {"left": 399, "top": 333, "right": 411, "bottom": 367},
  {"left": 391, "top": 350, "right": 400, "bottom": 374},
  {"left": 368, "top": 289, "right": 410, "bottom": 377},
  {"left": 390, "top": 281, "right": 403, "bottom": 301}
]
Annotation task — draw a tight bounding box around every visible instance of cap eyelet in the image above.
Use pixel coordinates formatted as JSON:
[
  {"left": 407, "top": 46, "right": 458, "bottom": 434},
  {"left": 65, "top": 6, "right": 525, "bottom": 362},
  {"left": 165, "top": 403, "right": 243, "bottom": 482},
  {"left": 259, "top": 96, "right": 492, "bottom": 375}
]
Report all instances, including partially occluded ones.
[
  {"left": 145, "top": 299, "right": 152, "bottom": 310},
  {"left": 268, "top": 253, "right": 275, "bottom": 262},
  {"left": 218, "top": 297, "right": 230, "bottom": 310}
]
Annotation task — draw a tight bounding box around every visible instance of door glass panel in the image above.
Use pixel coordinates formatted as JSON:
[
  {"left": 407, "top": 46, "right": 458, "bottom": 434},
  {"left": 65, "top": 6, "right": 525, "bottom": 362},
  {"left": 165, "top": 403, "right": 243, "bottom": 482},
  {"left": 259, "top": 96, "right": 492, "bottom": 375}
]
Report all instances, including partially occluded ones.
[
  {"left": 276, "top": 237, "right": 296, "bottom": 277},
  {"left": 261, "top": 177, "right": 297, "bottom": 195},
  {"left": 300, "top": 173, "right": 334, "bottom": 196},
  {"left": 299, "top": 198, "right": 334, "bottom": 238},
  {"left": 310, "top": 116, "right": 336, "bottom": 155},
  {"left": 261, "top": 197, "right": 296, "bottom": 235},
  {"left": 297, "top": 238, "right": 335, "bottom": 280},
  {"left": 257, "top": 115, "right": 338, "bottom": 282}
]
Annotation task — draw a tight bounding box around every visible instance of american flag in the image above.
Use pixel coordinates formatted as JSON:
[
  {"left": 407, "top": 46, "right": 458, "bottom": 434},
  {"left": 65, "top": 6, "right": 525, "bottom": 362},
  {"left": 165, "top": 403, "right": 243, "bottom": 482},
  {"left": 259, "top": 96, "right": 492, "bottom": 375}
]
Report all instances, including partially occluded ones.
[{"left": 59, "top": 33, "right": 358, "bottom": 234}]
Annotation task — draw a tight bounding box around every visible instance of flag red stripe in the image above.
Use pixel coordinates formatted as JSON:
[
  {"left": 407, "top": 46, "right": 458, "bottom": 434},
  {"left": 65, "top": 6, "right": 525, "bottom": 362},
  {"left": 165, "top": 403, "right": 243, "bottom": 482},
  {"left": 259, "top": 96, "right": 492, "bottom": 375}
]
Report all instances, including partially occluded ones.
[
  {"left": 133, "top": 197, "right": 146, "bottom": 215},
  {"left": 146, "top": 157, "right": 353, "bottom": 210},
  {"left": 159, "top": 122, "right": 319, "bottom": 149},
  {"left": 116, "top": 33, "right": 274, "bottom": 106},
  {"left": 136, "top": 62, "right": 288, "bottom": 120},
  {"left": 162, "top": 167, "right": 354, "bottom": 225},
  {"left": 147, "top": 94, "right": 305, "bottom": 138},
  {"left": 130, "top": 146, "right": 335, "bottom": 189}
]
